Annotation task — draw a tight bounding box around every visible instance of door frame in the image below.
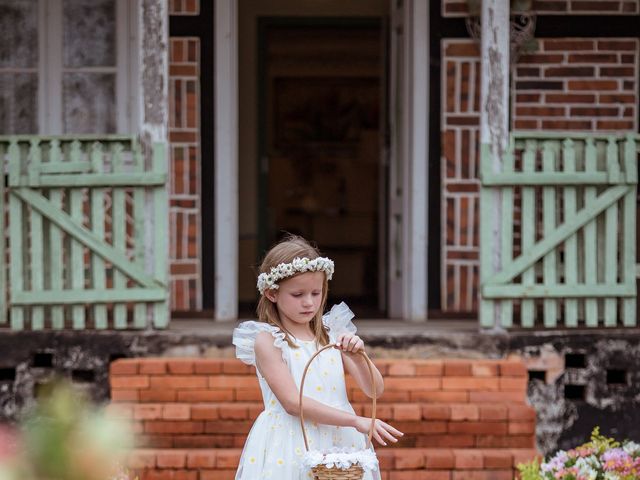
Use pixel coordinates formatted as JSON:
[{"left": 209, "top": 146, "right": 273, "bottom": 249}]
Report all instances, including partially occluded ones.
[
  {"left": 388, "top": 0, "right": 429, "bottom": 321},
  {"left": 213, "top": 5, "right": 431, "bottom": 321},
  {"left": 214, "top": 0, "right": 238, "bottom": 321}
]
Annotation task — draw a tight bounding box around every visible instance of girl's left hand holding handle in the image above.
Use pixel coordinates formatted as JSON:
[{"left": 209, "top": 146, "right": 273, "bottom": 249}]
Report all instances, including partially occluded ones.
[{"left": 335, "top": 333, "right": 365, "bottom": 355}]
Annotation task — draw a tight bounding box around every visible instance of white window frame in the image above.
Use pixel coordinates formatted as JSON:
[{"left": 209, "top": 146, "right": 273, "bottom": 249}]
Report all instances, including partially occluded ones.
[
  {"left": 214, "top": 0, "right": 239, "bottom": 321},
  {"left": 37, "top": 0, "right": 138, "bottom": 135}
]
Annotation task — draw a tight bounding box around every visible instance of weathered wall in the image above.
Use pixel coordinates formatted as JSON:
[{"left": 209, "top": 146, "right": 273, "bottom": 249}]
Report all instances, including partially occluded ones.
[
  {"left": 506, "top": 334, "right": 640, "bottom": 453},
  {"left": 1, "top": 329, "right": 639, "bottom": 454}
]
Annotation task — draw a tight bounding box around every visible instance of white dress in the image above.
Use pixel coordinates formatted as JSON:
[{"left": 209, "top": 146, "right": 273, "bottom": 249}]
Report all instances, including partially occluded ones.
[{"left": 232, "top": 303, "right": 380, "bottom": 480}]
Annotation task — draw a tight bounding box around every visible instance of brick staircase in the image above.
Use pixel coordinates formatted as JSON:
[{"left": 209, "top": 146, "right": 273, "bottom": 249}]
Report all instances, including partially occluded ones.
[{"left": 109, "top": 357, "right": 540, "bottom": 479}]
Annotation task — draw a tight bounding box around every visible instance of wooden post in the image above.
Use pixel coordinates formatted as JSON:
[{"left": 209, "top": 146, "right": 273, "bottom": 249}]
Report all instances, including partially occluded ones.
[
  {"left": 138, "top": 0, "right": 169, "bottom": 323},
  {"left": 479, "top": 0, "right": 510, "bottom": 328},
  {"left": 214, "top": 0, "right": 239, "bottom": 321},
  {"left": 388, "top": 0, "right": 429, "bottom": 321},
  {"left": 0, "top": 142, "right": 6, "bottom": 325}
]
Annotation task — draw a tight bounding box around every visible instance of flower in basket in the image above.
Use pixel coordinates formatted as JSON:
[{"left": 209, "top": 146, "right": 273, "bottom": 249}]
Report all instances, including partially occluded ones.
[
  {"left": 518, "top": 427, "right": 640, "bottom": 480},
  {"left": 301, "top": 447, "right": 379, "bottom": 473}
]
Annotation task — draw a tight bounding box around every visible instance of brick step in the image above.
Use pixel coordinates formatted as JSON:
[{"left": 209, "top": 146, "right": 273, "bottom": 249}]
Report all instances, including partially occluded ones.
[
  {"left": 110, "top": 358, "right": 528, "bottom": 404},
  {"left": 108, "top": 402, "right": 535, "bottom": 449},
  {"left": 128, "top": 447, "right": 541, "bottom": 480},
  {"left": 108, "top": 401, "right": 536, "bottom": 422}
]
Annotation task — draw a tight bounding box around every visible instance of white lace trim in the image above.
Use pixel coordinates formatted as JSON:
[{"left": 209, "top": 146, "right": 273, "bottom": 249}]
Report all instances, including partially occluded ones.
[
  {"left": 232, "top": 302, "right": 357, "bottom": 366},
  {"left": 322, "top": 302, "right": 357, "bottom": 342},
  {"left": 232, "top": 321, "right": 287, "bottom": 366},
  {"left": 301, "top": 447, "right": 378, "bottom": 472}
]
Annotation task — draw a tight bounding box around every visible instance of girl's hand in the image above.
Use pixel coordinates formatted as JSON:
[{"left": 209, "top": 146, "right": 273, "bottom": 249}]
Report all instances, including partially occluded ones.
[
  {"left": 335, "top": 334, "right": 365, "bottom": 355},
  {"left": 354, "top": 416, "right": 404, "bottom": 446}
]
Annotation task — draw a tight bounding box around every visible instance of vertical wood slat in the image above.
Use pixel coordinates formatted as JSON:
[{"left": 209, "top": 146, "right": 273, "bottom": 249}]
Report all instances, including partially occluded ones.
[
  {"left": 112, "top": 143, "right": 128, "bottom": 328},
  {"left": 48, "top": 140, "right": 65, "bottom": 329},
  {"left": 500, "top": 146, "right": 514, "bottom": 328},
  {"left": 542, "top": 142, "right": 557, "bottom": 327},
  {"left": 69, "top": 141, "right": 85, "bottom": 329},
  {"left": 153, "top": 142, "right": 169, "bottom": 328},
  {"left": 29, "top": 140, "right": 44, "bottom": 329},
  {"left": 133, "top": 142, "right": 147, "bottom": 328},
  {"left": 562, "top": 139, "right": 578, "bottom": 327},
  {"left": 90, "top": 143, "right": 108, "bottom": 329},
  {"left": 0, "top": 143, "right": 6, "bottom": 324},
  {"left": 622, "top": 135, "right": 637, "bottom": 326},
  {"left": 520, "top": 140, "right": 536, "bottom": 327},
  {"left": 603, "top": 137, "right": 619, "bottom": 326},
  {"left": 583, "top": 138, "right": 598, "bottom": 327},
  {"left": 8, "top": 140, "right": 24, "bottom": 330},
  {"left": 479, "top": 143, "right": 495, "bottom": 327}
]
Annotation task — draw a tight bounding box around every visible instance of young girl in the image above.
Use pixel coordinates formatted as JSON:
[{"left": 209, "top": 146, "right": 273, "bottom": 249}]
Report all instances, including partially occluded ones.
[{"left": 232, "top": 235, "right": 402, "bottom": 480}]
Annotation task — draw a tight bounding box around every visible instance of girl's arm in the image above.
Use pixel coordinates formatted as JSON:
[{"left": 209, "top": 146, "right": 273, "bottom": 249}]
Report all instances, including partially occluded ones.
[
  {"left": 337, "top": 334, "right": 384, "bottom": 399},
  {"left": 254, "top": 332, "right": 401, "bottom": 446}
]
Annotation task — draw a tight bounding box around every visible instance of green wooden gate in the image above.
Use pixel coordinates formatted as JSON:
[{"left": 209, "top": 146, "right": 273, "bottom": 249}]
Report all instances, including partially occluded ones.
[
  {"left": 0, "top": 136, "right": 168, "bottom": 330},
  {"left": 480, "top": 132, "right": 639, "bottom": 328}
]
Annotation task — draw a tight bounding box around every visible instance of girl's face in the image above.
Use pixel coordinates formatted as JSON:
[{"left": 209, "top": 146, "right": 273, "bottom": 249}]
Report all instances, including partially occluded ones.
[{"left": 268, "top": 271, "right": 324, "bottom": 328}]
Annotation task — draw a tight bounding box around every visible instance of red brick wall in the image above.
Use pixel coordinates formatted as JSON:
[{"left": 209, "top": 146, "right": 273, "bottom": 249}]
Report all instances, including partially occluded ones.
[
  {"left": 169, "top": 0, "right": 199, "bottom": 15},
  {"left": 441, "top": 41, "right": 482, "bottom": 313},
  {"left": 109, "top": 357, "right": 538, "bottom": 479},
  {"left": 514, "top": 38, "right": 639, "bottom": 131},
  {"left": 443, "top": 0, "right": 639, "bottom": 16},
  {"left": 110, "top": 358, "right": 535, "bottom": 449},
  {"left": 169, "top": 38, "right": 202, "bottom": 311}
]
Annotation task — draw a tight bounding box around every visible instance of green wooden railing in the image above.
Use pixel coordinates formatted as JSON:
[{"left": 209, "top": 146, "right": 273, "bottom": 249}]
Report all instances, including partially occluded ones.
[
  {"left": 0, "top": 135, "right": 168, "bottom": 330},
  {"left": 480, "top": 132, "right": 640, "bottom": 329}
]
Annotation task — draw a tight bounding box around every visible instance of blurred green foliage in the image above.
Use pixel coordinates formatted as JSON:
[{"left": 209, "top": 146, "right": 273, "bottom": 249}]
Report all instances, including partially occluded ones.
[{"left": 0, "top": 379, "right": 135, "bottom": 480}]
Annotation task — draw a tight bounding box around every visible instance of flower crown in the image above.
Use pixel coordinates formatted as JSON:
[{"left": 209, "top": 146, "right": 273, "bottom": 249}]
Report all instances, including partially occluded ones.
[{"left": 257, "top": 257, "right": 334, "bottom": 295}]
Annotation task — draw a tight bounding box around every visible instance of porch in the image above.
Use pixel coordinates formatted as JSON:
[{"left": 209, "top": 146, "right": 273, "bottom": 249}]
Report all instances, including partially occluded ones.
[{"left": 1, "top": 131, "right": 639, "bottom": 331}]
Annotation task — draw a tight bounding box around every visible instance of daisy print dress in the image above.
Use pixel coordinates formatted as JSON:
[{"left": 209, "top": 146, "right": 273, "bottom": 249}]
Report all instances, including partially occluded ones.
[{"left": 232, "top": 303, "right": 380, "bottom": 480}]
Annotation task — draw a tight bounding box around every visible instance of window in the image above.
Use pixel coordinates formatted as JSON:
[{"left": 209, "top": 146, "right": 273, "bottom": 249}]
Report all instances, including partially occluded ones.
[
  {"left": 0, "top": 0, "right": 39, "bottom": 133},
  {"left": 0, "top": 0, "right": 137, "bottom": 135}
]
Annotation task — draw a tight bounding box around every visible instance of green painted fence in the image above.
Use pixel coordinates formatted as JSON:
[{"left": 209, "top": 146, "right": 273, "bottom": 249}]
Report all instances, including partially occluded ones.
[
  {"left": 480, "top": 132, "right": 640, "bottom": 329},
  {"left": 0, "top": 136, "right": 168, "bottom": 330}
]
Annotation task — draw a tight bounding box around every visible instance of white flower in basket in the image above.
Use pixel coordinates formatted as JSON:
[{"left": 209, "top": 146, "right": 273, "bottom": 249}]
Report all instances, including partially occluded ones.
[{"left": 302, "top": 447, "right": 379, "bottom": 472}]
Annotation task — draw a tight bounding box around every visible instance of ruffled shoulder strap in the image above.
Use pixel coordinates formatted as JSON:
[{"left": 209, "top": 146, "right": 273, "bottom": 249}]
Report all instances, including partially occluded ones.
[
  {"left": 232, "top": 321, "right": 287, "bottom": 366},
  {"left": 322, "top": 302, "right": 357, "bottom": 342}
]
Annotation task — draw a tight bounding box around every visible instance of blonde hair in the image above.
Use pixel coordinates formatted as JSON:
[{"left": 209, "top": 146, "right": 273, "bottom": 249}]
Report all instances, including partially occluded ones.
[{"left": 256, "top": 235, "right": 330, "bottom": 348}]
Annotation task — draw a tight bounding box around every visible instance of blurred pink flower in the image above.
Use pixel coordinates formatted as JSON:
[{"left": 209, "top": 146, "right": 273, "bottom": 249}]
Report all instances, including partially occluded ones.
[{"left": 0, "top": 424, "right": 19, "bottom": 461}]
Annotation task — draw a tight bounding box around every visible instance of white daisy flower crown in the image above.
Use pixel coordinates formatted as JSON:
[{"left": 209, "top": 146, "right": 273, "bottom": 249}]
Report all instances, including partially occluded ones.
[{"left": 257, "top": 256, "right": 335, "bottom": 295}]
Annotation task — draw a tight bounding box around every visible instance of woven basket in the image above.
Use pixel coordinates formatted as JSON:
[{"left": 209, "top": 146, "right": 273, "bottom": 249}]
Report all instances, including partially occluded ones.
[{"left": 299, "top": 344, "right": 377, "bottom": 480}]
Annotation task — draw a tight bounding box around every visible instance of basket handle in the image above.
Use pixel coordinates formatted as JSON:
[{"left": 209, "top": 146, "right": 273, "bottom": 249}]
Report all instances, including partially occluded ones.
[{"left": 298, "top": 343, "right": 377, "bottom": 452}]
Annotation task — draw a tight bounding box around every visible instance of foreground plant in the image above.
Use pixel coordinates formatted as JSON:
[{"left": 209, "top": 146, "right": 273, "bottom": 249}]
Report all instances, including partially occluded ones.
[
  {"left": 518, "top": 427, "right": 640, "bottom": 480},
  {"left": 0, "top": 379, "right": 135, "bottom": 480}
]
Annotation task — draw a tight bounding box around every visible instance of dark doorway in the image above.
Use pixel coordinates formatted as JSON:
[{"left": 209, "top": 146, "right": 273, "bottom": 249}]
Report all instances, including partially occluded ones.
[{"left": 257, "top": 18, "right": 387, "bottom": 316}]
